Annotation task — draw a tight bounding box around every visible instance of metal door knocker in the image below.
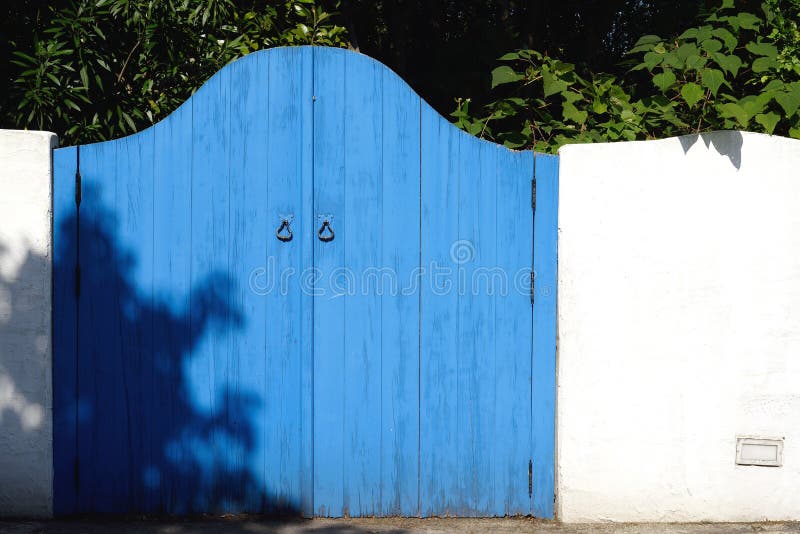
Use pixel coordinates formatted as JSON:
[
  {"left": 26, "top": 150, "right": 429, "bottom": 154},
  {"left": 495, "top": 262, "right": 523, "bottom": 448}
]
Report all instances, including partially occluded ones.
[
  {"left": 276, "top": 219, "right": 293, "bottom": 242},
  {"left": 318, "top": 219, "right": 335, "bottom": 242}
]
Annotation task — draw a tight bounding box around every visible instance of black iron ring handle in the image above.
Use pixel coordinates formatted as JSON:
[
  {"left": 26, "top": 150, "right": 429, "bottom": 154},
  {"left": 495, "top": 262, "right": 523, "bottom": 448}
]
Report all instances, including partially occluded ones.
[
  {"left": 318, "top": 220, "right": 335, "bottom": 242},
  {"left": 276, "top": 219, "right": 293, "bottom": 242}
]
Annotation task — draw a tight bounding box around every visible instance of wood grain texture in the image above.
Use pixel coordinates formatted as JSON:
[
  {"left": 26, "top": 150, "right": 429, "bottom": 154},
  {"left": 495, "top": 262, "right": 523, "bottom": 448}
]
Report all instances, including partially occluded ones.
[
  {"left": 52, "top": 145, "right": 78, "bottom": 516},
  {"left": 312, "top": 47, "right": 347, "bottom": 517},
  {"left": 419, "top": 102, "right": 460, "bottom": 516},
  {"left": 76, "top": 138, "right": 123, "bottom": 512},
  {"left": 228, "top": 51, "right": 269, "bottom": 512},
  {"left": 379, "top": 58, "right": 421, "bottom": 517},
  {"left": 532, "top": 154, "right": 558, "bottom": 519},
  {"left": 152, "top": 99, "right": 193, "bottom": 514},
  {"left": 264, "top": 46, "right": 315, "bottom": 515},
  {"left": 494, "top": 147, "right": 535, "bottom": 516},
  {"left": 341, "top": 52, "right": 383, "bottom": 517}
]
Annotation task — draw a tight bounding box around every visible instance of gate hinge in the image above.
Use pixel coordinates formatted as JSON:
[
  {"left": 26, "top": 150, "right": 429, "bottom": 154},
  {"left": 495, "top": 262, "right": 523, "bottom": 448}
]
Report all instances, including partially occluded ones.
[
  {"left": 75, "top": 146, "right": 82, "bottom": 207},
  {"left": 75, "top": 263, "right": 81, "bottom": 298},
  {"left": 530, "top": 272, "right": 535, "bottom": 304},
  {"left": 528, "top": 459, "right": 533, "bottom": 497},
  {"left": 531, "top": 178, "right": 536, "bottom": 211}
]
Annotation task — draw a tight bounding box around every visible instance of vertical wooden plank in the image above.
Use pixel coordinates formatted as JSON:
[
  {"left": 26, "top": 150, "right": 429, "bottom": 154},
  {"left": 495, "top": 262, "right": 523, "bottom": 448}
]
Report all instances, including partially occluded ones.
[
  {"left": 532, "top": 154, "right": 558, "bottom": 519},
  {"left": 341, "top": 52, "right": 382, "bottom": 517},
  {"left": 52, "top": 146, "right": 78, "bottom": 516},
  {"left": 454, "top": 132, "right": 477, "bottom": 515},
  {"left": 450, "top": 136, "right": 497, "bottom": 516},
  {"left": 114, "top": 129, "right": 155, "bottom": 512},
  {"left": 313, "top": 46, "right": 347, "bottom": 517},
  {"left": 152, "top": 100, "right": 193, "bottom": 514},
  {"left": 459, "top": 140, "right": 498, "bottom": 515},
  {"left": 494, "top": 148, "right": 534, "bottom": 516},
  {"left": 379, "top": 67, "right": 421, "bottom": 516},
  {"left": 297, "top": 46, "right": 316, "bottom": 518},
  {"left": 77, "top": 140, "right": 124, "bottom": 512},
  {"left": 190, "top": 65, "right": 231, "bottom": 512},
  {"left": 419, "top": 104, "right": 460, "bottom": 516},
  {"left": 227, "top": 52, "right": 269, "bottom": 512},
  {"left": 265, "top": 46, "right": 314, "bottom": 514}
]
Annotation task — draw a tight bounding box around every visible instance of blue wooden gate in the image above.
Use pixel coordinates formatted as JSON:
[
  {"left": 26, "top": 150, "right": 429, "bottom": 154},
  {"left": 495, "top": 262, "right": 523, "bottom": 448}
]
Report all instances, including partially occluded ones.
[{"left": 53, "top": 46, "right": 558, "bottom": 518}]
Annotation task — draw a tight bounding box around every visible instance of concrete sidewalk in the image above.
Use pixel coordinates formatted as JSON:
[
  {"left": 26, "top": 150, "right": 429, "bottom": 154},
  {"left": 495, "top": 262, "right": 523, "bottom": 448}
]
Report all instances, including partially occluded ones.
[{"left": 1, "top": 518, "right": 800, "bottom": 534}]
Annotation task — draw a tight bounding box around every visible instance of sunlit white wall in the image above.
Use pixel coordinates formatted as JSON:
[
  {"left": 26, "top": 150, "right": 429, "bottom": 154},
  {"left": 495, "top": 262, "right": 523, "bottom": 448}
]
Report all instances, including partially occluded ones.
[{"left": 557, "top": 131, "right": 800, "bottom": 522}]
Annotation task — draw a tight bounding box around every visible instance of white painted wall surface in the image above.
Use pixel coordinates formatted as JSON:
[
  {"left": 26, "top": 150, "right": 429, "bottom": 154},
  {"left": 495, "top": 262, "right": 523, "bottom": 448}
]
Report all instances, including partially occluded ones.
[
  {"left": 0, "top": 130, "right": 57, "bottom": 517},
  {"left": 557, "top": 131, "right": 800, "bottom": 523}
]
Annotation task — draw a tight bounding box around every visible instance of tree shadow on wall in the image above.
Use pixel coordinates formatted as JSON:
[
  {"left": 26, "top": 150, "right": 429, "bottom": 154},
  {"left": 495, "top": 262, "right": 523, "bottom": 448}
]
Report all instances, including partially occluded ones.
[
  {"left": 678, "top": 131, "right": 744, "bottom": 170},
  {"left": 0, "top": 240, "right": 52, "bottom": 516},
  {"left": 49, "top": 185, "right": 296, "bottom": 516}
]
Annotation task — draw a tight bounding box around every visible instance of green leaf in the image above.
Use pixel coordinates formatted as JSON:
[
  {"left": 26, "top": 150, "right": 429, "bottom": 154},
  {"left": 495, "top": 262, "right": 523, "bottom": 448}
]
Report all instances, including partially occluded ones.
[
  {"left": 63, "top": 98, "right": 81, "bottom": 111},
  {"left": 701, "top": 68, "right": 725, "bottom": 96},
  {"left": 676, "top": 43, "right": 698, "bottom": 60},
  {"left": 592, "top": 100, "right": 608, "bottom": 114},
  {"left": 79, "top": 66, "right": 89, "bottom": 89},
  {"left": 562, "top": 102, "right": 588, "bottom": 125},
  {"left": 498, "top": 52, "right": 520, "bottom": 61},
  {"left": 775, "top": 86, "right": 800, "bottom": 117},
  {"left": 491, "top": 65, "right": 523, "bottom": 88},
  {"left": 700, "top": 38, "right": 722, "bottom": 53},
  {"left": 752, "top": 57, "right": 777, "bottom": 73},
  {"left": 746, "top": 42, "right": 778, "bottom": 58},
  {"left": 755, "top": 112, "right": 780, "bottom": 134},
  {"left": 643, "top": 51, "right": 663, "bottom": 70},
  {"left": 542, "top": 69, "right": 569, "bottom": 97},
  {"left": 736, "top": 12, "right": 762, "bottom": 30},
  {"left": 712, "top": 53, "right": 742, "bottom": 76},
  {"left": 738, "top": 95, "right": 768, "bottom": 119},
  {"left": 634, "top": 35, "right": 663, "bottom": 47},
  {"left": 562, "top": 91, "right": 583, "bottom": 104},
  {"left": 718, "top": 102, "right": 750, "bottom": 127},
  {"left": 695, "top": 26, "right": 713, "bottom": 42},
  {"left": 652, "top": 70, "right": 676, "bottom": 92},
  {"left": 712, "top": 28, "right": 737, "bottom": 50},
  {"left": 678, "top": 28, "right": 698, "bottom": 40},
  {"left": 686, "top": 55, "right": 708, "bottom": 70},
  {"left": 620, "top": 109, "right": 638, "bottom": 123},
  {"left": 681, "top": 83, "right": 705, "bottom": 107}
]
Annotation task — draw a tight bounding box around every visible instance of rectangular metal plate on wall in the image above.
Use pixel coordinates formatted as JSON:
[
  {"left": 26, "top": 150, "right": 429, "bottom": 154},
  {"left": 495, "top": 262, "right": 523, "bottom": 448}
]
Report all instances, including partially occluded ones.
[{"left": 736, "top": 436, "right": 784, "bottom": 467}]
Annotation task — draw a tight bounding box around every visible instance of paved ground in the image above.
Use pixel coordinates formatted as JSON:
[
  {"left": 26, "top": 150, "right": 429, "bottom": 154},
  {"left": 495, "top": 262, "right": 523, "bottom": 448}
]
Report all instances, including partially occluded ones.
[{"left": 2, "top": 518, "right": 800, "bottom": 534}]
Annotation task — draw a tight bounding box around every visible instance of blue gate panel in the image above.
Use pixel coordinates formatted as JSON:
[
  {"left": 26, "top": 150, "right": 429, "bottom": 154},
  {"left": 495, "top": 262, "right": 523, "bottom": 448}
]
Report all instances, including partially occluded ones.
[{"left": 52, "top": 46, "right": 557, "bottom": 518}]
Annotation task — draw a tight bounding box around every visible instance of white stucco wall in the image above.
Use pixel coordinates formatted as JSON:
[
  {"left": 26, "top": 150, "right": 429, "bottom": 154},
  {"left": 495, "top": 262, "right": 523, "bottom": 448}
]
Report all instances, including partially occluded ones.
[
  {"left": 557, "top": 131, "right": 800, "bottom": 523},
  {"left": 0, "top": 130, "right": 57, "bottom": 517}
]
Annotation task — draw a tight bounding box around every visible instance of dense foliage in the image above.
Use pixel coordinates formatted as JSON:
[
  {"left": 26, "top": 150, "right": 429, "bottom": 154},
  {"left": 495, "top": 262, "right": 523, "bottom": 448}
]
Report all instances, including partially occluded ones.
[
  {"left": 3, "top": 0, "right": 346, "bottom": 144},
  {"left": 3, "top": 0, "right": 799, "bottom": 150},
  {"left": 453, "top": 0, "right": 800, "bottom": 153},
  {"left": 3, "top": 0, "right": 715, "bottom": 144}
]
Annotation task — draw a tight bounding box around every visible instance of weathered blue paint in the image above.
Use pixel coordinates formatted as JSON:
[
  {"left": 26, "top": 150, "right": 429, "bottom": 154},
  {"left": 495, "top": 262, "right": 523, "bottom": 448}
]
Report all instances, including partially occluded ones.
[
  {"left": 52, "top": 145, "right": 78, "bottom": 516},
  {"left": 532, "top": 154, "right": 559, "bottom": 519},
  {"left": 311, "top": 47, "right": 347, "bottom": 517},
  {"left": 379, "top": 55, "right": 421, "bottom": 517},
  {"left": 52, "top": 46, "right": 558, "bottom": 518}
]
